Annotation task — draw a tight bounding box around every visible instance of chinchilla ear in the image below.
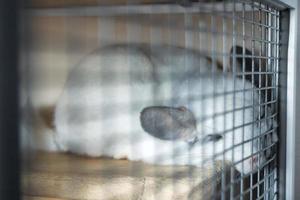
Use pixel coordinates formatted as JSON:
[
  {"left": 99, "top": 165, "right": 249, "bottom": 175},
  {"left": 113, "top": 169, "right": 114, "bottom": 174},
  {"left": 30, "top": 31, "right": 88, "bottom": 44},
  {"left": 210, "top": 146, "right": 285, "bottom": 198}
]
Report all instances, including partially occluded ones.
[
  {"left": 230, "top": 46, "right": 254, "bottom": 72},
  {"left": 229, "top": 45, "right": 260, "bottom": 87},
  {"left": 140, "top": 106, "right": 197, "bottom": 141}
]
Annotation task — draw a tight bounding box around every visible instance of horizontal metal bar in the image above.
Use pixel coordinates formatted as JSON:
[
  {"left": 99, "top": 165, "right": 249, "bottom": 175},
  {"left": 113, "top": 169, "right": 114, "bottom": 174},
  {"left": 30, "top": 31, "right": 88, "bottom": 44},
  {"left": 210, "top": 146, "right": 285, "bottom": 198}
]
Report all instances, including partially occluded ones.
[
  {"left": 204, "top": 164, "right": 277, "bottom": 198},
  {"left": 235, "top": 172, "right": 277, "bottom": 197},
  {"left": 256, "top": 179, "right": 278, "bottom": 200},
  {"left": 25, "top": 0, "right": 288, "bottom": 17},
  {"left": 238, "top": 181, "right": 277, "bottom": 200},
  {"left": 212, "top": 154, "right": 277, "bottom": 196},
  {"left": 256, "top": 0, "right": 293, "bottom": 10},
  {"left": 242, "top": 17, "right": 280, "bottom": 31},
  {"left": 189, "top": 87, "right": 278, "bottom": 101},
  {"left": 240, "top": 0, "right": 291, "bottom": 11},
  {"left": 204, "top": 129, "right": 278, "bottom": 164},
  {"left": 24, "top": 5, "right": 279, "bottom": 44},
  {"left": 215, "top": 169, "right": 277, "bottom": 199},
  {"left": 198, "top": 100, "right": 278, "bottom": 122},
  {"left": 234, "top": 54, "right": 280, "bottom": 60},
  {"left": 25, "top": 2, "right": 254, "bottom": 17},
  {"left": 236, "top": 72, "right": 278, "bottom": 75}
]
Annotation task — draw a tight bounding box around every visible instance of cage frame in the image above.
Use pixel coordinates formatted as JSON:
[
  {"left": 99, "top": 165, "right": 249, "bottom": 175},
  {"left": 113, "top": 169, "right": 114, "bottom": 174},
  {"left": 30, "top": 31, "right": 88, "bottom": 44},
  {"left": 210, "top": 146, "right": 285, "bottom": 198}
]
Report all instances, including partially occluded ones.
[
  {"left": 278, "top": 1, "right": 300, "bottom": 200},
  {"left": 6, "top": 0, "right": 298, "bottom": 199},
  {"left": 24, "top": 0, "right": 297, "bottom": 199}
]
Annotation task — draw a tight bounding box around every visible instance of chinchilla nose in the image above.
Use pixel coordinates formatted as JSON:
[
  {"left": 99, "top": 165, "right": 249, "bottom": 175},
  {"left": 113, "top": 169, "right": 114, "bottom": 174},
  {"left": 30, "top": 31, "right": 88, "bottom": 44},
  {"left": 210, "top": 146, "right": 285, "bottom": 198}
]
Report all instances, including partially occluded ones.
[
  {"left": 187, "top": 133, "right": 223, "bottom": 149},
  {"left": 201, "top": 134, "right": 223, "bottom": 144}
]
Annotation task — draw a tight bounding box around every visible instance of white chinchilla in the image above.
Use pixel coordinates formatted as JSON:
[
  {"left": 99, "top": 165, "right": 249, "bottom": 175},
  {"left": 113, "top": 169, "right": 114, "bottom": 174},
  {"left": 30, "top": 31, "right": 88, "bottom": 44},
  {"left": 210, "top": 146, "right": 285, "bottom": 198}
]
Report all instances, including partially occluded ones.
[{"left": 36, "top": 44, "right": 277, "bottom": 174}]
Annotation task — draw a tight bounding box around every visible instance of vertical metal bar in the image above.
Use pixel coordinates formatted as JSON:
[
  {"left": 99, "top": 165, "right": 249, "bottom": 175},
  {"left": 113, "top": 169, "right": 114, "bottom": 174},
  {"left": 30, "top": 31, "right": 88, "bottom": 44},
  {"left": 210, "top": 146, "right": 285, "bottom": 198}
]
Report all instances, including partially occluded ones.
[
  {"left": 264, "top": 4, "right": 271, "bottom": 199},
  {"left": 169, "top": 5, "right": 177, "bottom": 197},
  {"left": 62, "top": 4, "right": 75, "bottom": 183},
  {"left": 278, "top": 9, "right": 289, "bottom": 200},
  {"left": 210, "top": 1, "right": 217, "bottom": 198},
  {"left": 221, "top": 1, "right": 228, "bottom": 199},
  {"left": 257, "top": 2, "right": 262, "bottom": 199},
  {"left": 273, "top": 8, "right": 278, "bottom": 199},
  {"left": 271, "top": 15, "right": 278, "bottom": 194},
  {"left": 126, "top": 2, "right": 140, "bottom": 199},
  {"left": 285, "top": 3, "right": 298, "bottom": 199},
  {"left": 221, "top": 1, "right": 227, "bottom": 199},
  {"left": 149, "top": 4, "right": 159, "bottom": 199},
  {"left": 199, "top": 0, "right": 206, "bottom": 196},
  {"left": 184, "top": 11, "right": 193, "bottom": 192},
  {"left": 231, "top": 1, "right": 237, "bottom": 199},
  {"left": 250, "top": 1, "right": 255, "bottom": 199},
  {"left": 241, "top": 2, "right": 246, "bottom": 200},
  {"left": 0, "top": 0, "right": 20, "bottom": 200},
  {"left": 170, "top": 7, "right": 179, "bottom": 197}
]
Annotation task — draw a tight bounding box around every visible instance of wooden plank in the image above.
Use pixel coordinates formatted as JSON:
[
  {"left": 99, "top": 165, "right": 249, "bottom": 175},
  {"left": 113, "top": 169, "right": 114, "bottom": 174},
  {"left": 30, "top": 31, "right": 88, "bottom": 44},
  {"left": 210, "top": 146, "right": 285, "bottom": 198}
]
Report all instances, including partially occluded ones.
[
  {"left": 22, "top": 151, "right": 228, "bottom": 200},
  {"left": 23, "top": 195, "right": 66, "bottom": 200}
]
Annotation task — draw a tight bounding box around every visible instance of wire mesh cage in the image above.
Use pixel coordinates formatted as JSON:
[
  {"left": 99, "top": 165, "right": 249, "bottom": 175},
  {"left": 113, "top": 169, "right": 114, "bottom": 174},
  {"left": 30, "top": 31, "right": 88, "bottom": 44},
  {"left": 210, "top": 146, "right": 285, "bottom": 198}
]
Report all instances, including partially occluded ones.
[{"left": 20, "top": 0, "right": 286, "bottom": 199}]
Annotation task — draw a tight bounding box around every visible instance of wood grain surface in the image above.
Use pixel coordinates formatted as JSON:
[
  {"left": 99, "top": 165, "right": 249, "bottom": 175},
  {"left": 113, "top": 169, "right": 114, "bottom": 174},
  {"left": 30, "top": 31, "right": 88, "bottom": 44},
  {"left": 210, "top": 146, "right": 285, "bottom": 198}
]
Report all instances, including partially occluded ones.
[{"left": 22, "top": 151, "right": 234, "bottom": 200}]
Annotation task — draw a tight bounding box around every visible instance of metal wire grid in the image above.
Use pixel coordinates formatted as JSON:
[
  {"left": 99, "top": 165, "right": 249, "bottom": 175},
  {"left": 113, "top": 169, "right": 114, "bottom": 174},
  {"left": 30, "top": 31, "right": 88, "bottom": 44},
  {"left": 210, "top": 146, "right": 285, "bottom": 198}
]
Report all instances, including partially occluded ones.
[
  {"left": 215, "top": 1, "right": 279, "bottom": 199},
  {"left": 178, "top": 1, "right": 280, "bottom": 199},
  {"left": 27, "top": 0, "right": 282, "bottom": 199},
  {"left": 152, "top": 1, "right": 277, "bottom": 198}
]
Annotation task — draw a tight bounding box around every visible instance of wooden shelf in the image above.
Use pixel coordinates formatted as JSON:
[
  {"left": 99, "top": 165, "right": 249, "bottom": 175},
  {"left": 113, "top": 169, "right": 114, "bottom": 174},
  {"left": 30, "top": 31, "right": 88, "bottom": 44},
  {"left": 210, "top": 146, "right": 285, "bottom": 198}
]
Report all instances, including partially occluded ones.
[{"left": 22, "top": 151, "right": 236, "bottom": 200}]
